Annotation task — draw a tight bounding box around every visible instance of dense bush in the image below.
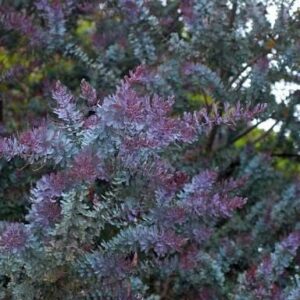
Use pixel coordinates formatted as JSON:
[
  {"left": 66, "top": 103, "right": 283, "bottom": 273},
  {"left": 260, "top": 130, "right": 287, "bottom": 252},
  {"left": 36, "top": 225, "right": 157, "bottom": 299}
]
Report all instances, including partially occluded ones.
[{"left": 0, "top": 0, "right": 299, "bottom": 299}]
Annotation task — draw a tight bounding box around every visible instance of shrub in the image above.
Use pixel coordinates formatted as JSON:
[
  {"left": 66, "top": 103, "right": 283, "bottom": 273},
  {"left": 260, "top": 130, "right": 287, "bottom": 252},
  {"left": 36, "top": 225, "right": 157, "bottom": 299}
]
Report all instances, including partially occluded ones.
[{"left": 0, "top": 0, "right": 299, "bottom": 299}]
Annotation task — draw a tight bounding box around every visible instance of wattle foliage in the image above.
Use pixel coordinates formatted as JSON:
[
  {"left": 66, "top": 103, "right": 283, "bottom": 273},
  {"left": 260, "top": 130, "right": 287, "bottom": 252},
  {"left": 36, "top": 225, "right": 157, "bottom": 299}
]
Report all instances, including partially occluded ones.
[
  {"left": 0, "top": 0, "right": 299, "bottom": 299},
  {"left": 0, "top": 67, "right": 265, "bottom": 299}
]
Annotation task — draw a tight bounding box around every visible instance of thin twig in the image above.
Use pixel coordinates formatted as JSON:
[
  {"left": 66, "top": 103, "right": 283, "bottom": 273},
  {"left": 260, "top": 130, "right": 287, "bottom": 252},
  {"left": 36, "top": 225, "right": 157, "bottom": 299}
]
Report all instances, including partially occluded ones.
[
  {"left": 252, "top": 120, "right": 279, "bottom": 145},
  {"left": 226, "top": 119, "right": 265, "bottom": 147},
  {"left": 271, "top": 153, "right": 300, "bottom": 161},
  {"left": 227, "top": 50, "right": 270, "bottom": 89}
]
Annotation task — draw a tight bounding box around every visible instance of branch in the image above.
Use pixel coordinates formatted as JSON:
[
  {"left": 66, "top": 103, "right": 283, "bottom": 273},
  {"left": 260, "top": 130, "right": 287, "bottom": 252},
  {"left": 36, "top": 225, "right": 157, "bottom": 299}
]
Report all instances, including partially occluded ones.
[
  {"left": 226, "top": 119, "right": 265, "bottom": 147},
  {"left": 271, "top": 153, "right": 300, "bottom": 161},
  {"left": 233, "top": 70, "right": 251, "bottom": 92},
  {"left": 252, "top": 120, "right": 279, "bottom": 145},
  {"left": 227, "top": 50, "right": 271, "bottom": 90},
  {"left": 205, "top": 125, "right": 218, "bottom": 153},
  {"left": 206, "top": 1, "right": 238, "bottom": 153},
  {"left": 228, "top": 0, "right": 238, "bottom": 29}
]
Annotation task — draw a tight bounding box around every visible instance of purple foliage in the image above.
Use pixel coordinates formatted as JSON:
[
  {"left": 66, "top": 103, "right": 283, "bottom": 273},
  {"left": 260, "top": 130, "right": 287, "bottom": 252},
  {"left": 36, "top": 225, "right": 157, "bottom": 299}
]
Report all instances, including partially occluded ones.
[
  {"left": 52, "top": 81, "right": 83, "bottom": 125},
  {"left": 69, "top": 148, "right": 107, "bottom": 182},
  {"left": 0, "top": 223, "right": 27, "bottom": 253},
  {"left": 0, "top": 65, "right": 25, "bottom": 83},
  {"left": 0, "top": 0, "right": 298, "bottom": 298},
  {"left": 237, "top": 231, "right": 300, "bottom": 299},
  {"left": 280, "top": 231, "right": 300, "bottom": 255},
  {"left": 0, "top": 66, "right": 270, "bottom": 298},
  {"left": 80, "top": 79, "right": 98, "bottom": 106},
  {"left": 180, "top": 171, "right": 247, "bottom": 218},
  {"left": 0, "top": 123, "right": 72, "bottom": 163},
  {"left": 179, "top": 0, "right": 195, "bottom": 26},
  {"left": 0, "top": 7, "right": 44, "bottom": 45},
  {"left": 28, "top": 198, "right": 61, "bottom": 227}
]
